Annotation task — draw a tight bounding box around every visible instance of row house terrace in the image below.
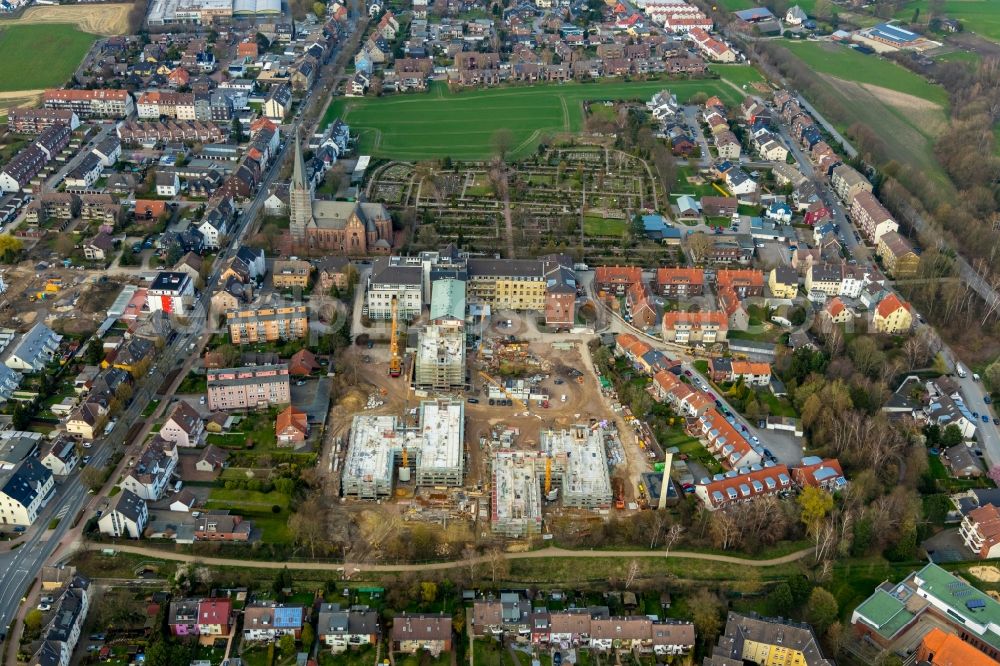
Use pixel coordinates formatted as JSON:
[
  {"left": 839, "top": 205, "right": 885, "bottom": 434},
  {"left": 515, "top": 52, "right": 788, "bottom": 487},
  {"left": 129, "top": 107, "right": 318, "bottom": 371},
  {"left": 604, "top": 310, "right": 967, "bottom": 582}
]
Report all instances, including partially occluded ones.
[
  {"left": 695, "top": 463, "right": 791, "bottom": 510},
  {"left": 691, "top": 407, "right": 762, "bottom": 470},
  {"left": 651, "top": 369, "right": 712, "bottom": 417}
]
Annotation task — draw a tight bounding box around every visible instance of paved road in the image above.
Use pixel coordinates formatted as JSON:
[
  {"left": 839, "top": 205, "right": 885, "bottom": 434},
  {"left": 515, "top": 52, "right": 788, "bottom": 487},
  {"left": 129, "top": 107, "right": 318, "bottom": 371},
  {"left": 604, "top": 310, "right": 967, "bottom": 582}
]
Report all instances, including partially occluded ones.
[{"left": 65, "top": 542, "right": 812, "bottom": 572}]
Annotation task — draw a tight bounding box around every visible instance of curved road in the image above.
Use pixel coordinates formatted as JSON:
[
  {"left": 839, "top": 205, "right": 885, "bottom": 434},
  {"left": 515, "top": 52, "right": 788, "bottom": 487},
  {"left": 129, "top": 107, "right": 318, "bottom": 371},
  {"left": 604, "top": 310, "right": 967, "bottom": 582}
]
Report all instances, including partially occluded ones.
[{"left": 76, "top": 543, "right": 812, "bottom": 572}]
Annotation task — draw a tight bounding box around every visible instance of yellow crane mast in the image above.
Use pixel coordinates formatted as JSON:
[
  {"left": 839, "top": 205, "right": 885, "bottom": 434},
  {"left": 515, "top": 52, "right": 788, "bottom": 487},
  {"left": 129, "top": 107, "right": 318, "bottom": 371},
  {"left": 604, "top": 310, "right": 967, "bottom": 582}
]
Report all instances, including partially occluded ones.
[{"left": 388, "top": 295, "right": 401, "bottom": 377}]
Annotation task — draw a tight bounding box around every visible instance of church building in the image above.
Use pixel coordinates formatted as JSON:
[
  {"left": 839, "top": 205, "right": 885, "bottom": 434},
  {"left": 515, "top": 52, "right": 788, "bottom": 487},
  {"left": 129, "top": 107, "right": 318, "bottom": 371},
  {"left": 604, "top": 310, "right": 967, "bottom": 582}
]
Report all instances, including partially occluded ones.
[{"left": 289, "top": 136, "right": 393, "bottom": 254}]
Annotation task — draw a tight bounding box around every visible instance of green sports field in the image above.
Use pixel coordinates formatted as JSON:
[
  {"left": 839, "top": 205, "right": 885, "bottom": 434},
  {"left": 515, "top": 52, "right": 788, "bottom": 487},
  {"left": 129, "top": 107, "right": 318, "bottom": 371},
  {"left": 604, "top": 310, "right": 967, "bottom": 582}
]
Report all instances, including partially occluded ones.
[
  {"left": 325, "top": 68, "right": 763, "bottom": 160},
  {"left": 0, "top": 24, "right": 95, "bottom": 92},
  {"left": 896, "top": 0, "right": 1000, "bottom": 44}
]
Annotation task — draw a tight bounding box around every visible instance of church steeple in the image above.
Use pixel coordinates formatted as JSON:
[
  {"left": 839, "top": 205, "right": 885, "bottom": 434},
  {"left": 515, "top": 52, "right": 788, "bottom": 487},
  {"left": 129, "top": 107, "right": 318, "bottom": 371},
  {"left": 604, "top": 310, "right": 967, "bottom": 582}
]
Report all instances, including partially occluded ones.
[
  {"left": 292, "top": 130, "right": 307, "bottom": 191},
  {"left": 289, "top": 131, "right": 313, "bottom": 243}
]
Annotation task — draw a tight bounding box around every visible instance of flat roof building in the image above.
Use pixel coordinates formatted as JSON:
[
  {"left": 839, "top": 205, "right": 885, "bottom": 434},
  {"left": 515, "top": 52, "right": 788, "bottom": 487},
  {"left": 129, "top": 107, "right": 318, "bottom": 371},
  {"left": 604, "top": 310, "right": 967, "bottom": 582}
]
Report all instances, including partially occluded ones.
[
  {"left": 342, "top": 399, "right": 465, "bottom": 498},
  {"left": 540, "top": 424, "right": 613, "bottom": 508},
  {"left": 491, "top": 450, "right": 543, "bottom": 537},
  {"left": 414, "top": 321, "right": 465, "bottom": 390}
]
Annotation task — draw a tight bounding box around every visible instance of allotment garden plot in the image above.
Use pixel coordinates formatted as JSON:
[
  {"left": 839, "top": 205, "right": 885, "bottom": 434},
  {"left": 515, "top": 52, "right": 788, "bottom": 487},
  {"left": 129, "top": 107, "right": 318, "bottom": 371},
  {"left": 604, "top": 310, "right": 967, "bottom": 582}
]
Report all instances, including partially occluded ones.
[{"left": 368, "top": 147, "right": 662, "bottom": 259}]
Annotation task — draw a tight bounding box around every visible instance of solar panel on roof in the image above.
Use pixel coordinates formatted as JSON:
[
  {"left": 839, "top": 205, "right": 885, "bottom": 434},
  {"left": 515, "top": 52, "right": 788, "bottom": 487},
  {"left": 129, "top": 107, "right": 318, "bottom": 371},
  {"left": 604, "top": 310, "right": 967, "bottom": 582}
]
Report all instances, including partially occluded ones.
[{"left": 967, "top": 598, "right": 986, "bottom": 610}]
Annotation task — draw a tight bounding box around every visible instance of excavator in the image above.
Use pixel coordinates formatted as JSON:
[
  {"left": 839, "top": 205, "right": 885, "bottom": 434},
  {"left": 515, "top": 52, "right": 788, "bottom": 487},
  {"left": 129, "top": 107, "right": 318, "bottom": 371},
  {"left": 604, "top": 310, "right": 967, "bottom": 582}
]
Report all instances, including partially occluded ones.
[{"left": 388, "top": 295, "right": 401, "bottom": 378}]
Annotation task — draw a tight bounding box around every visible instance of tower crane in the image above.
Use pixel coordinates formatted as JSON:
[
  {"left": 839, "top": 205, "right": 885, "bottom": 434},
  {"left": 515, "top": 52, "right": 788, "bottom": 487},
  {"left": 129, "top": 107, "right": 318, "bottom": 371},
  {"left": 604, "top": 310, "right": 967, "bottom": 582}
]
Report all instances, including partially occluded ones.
[
  {"left": 478, "top": 371, "right": 526, "bottom": 410},
  {"left": 544, "top": 457, "right": 552, "bottom": 495},
  {"left": 388, "top": 295, "right": 401, "bottom": 378}
]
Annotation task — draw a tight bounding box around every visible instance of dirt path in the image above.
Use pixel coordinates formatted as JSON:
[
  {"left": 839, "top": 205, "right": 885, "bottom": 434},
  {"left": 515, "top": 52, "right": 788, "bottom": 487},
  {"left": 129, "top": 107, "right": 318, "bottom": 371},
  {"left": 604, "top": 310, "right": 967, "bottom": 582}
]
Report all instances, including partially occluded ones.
[
  {"left": 69, "top": 543, "right": 812, "bottom": 571},
  {"left": 0, "top": 3, "right": 131, "bottom": 35}
]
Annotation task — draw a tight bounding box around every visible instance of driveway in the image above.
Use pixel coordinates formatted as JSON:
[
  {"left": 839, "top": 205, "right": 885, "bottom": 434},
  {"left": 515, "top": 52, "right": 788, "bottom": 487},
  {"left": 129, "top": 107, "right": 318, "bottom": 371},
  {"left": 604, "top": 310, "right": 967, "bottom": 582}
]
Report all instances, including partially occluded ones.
[{"left": 291, "top": 376, "right": 333, "bottom": 426}]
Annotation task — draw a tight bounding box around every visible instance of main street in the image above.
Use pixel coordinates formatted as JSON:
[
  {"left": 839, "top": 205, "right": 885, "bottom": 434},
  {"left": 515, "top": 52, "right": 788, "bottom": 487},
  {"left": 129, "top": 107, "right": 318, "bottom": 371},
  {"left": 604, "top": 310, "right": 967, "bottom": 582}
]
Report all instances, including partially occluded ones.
[{"left": 0, "top": 3, "right": 360, "bottom": 644}]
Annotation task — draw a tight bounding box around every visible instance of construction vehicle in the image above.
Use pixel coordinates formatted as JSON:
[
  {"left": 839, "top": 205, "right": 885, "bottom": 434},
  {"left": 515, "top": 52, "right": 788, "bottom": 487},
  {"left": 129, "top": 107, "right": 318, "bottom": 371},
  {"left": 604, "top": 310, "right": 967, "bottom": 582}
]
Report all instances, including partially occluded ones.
[
  {"left": 388, "top": 296, "right": 401, "bottom": 378},
  {"left": 613, "top": 478, "right": 625, "bottom": 510},
  {"left": 478, "top": 371, "right": 526, "bottom": 410}
]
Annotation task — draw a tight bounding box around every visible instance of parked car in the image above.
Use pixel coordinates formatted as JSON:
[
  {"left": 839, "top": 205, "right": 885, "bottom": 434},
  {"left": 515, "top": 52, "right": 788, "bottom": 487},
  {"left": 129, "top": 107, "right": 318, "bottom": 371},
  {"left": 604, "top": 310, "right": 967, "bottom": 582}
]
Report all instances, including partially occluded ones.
[
  {"left": 82, "top": 456, "right": 91, "bottom": 464},
  {"left": 984, "top": 415, "right": 991, "bottom": 423},
  {"left": 468, "top": 398, "right": 479, "bottom": 404},
  {"left": 36, "top": 603, "right": 51, "bottom": 612},
  {"left": 986, "top": 396, "right": 993, "bottom": 405}
]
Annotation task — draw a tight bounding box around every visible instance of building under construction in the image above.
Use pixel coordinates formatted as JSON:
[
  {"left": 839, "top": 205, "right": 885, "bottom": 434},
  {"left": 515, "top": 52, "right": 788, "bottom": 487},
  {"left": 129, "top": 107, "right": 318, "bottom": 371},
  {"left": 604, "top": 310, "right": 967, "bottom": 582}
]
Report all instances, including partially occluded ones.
[
  {"left": 414, "top": 321, "right": 465, "bottom": 390},
  {"left": 342, "top": 399, "right": 465, "bottom": 499},
  {"left": 490, "top": 450, "right": 544, "bottom": 537},
  {"left": 540, "top": 424, "right": 614, "bottom": 509}
]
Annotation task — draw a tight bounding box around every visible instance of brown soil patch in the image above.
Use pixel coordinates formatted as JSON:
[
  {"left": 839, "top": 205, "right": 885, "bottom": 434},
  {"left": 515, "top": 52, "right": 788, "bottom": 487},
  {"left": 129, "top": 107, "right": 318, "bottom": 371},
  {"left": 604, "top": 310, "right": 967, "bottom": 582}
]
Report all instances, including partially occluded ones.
[
  {"left": 970, "top": 565, "right": 1000, "bottom": 582},
  {"left": 0, "top": 90, "right": 44, "bottom": 119},
  {"left": 858, "top": 82, "right": 949, "bottom": 136},
  {"left": 3, "top": 3, "right": 131, "bottom": 36}
]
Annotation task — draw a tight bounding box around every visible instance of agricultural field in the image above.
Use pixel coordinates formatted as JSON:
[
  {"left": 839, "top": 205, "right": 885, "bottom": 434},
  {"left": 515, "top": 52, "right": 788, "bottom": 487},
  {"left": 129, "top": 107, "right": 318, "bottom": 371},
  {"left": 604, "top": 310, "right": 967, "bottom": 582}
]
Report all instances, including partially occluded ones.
[
  {"left": 776, "top": 40, "right": 952, "bottom": 183},
  {"left": 781, "top": 41, "right": 948, "bottom": 104},
  {"left": 0, "top": 24, "right": 94, "bottom": 93},
  {"left": 896, "top": 0, "right": 1000, "bottom": 44},
  {"left": 326, "top": 71, "right": 760, "bottom": 161},
  {"left": 716, "top": 0, "right": 817, "bottom": 11},
  {"left": 0, "top": 3, "right": 130, "bottom": 35}
]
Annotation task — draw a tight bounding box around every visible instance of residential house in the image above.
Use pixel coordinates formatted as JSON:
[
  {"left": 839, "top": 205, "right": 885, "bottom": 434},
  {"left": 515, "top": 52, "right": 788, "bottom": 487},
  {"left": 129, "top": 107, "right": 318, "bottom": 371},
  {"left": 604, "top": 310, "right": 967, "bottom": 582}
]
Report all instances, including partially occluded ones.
[
  {"left": 120, "top": 438, "right": 178, "bottom": 500},
  {"left": 276, "top": 406, "right": 309, "bottom": 446},
  {"left": 169, "top": 600, "right": 201, "bottom": 636},
  {"left": 195, "top": 445, "right": 228, "bottom": 472},
  {"left": 83, "top": 232, "right": 115, "bottom": 262},
  {"left": 317, "top": 604, "right": 380, "bottom": 652},
  {"left": 6, "top": 323, "right": 62, "bottom": 372},
  {"left": 197, "top": 599, "right": 232, "bottom": 637},
  {"left": 830, "top": 164, "right": 872, "bottom": 203},
  {"left": 392, "top": 613, "right": 453, "bottom": 654},
  {"left": 661, "top": 311, "right": 728, "bottom": 344},
  {"left": 97, "top": 489, "right": 148, "bottom": 538},
  {"left": 272, "top": 259, "right": 312, "bottom": 288},
  {"left": 943, "top": 444, "right": 984, "bottom": 478},
  {"left": 160, "top": 401, "right": 205, "bottom": 448},
  {"left": 264, "top": 84, "right": 292, "bottom": 121},
  {"left": 655, "top": 268, "right": 704, "bottom": 297},
  {"left": 717, "top": 269, "right": 764, "bottom": 298},
  {"left": 701, "top": 196, "right": 738, "bottom": 217},
  {"left": 873, "top": 293, "right": 912, "bottom": 334},
  {"left": 876, "top": 231, "right": 919, "bottom": 278},
  {"left": 195, "top": 513, "right": 251, "bottom": 542},
  {"left": 207, "top": 363, "right": 291, "bottom": 411},
  {"left": 289, "top": 349, "right": 319, "bottom": 376},
  {"left": 40, "top": 439, "right": 78, "bottom": 477},
  {"left": 695, "top": 464, "right": 790, "bottom": 510},
  {"left": 243, "top": 602, "right": 305, "bottom": 641},
  {"left": 851, "top": 190, "right": 899, "bottom": 244},
  {"left": 595, "top": 266, "right": 643, "bottom": 294},
  {"left": 705, "top": 612, "right": 832, "bottom": 665},
  {"left": 625, "top": 281, "right": 658, "bottom": 329},
  {"left": 155, "top": 171, "right": 180, "bottom": 197},
  {"left": 768, "top": 266, "right": 798, "bottom": 298},
  {"left": 316, "top": 256, "right": 351, "bottom": 291},
  {"left": 791, "top": 456, "right": 847, "bottom": 492},
  {"left": 0, "top": 457, "right": 55, "bottom": 526},
  {"left": 226, "top": 304, "right": 308, "bottom": 344}
]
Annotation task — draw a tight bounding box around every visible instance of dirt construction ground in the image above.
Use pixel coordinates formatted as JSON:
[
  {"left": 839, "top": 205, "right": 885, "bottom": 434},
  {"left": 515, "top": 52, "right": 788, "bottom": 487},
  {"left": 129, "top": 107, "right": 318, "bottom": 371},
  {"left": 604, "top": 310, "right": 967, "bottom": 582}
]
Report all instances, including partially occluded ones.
[
  {"left": 329, "top": 331, "right": 652, "bottom": 506},
  {"left": 0, "top": 3, "right": 131, "bottom": 35}
]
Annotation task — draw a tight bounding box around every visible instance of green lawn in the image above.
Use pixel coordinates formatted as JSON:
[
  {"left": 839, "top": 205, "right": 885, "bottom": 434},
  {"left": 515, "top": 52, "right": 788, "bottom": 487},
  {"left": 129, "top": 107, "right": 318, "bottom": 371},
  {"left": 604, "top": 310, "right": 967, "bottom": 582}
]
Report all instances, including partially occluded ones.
[
  {"left": 896, "top": 0, "right": 1000, "bottom": 44},
  {"left": 0, "top": 24, "right": 95, "bottom": 92},
  {"left": 583, "top": 216, "right": 626, "bottom": 236},
  {"left": 206, "top": 410, "right": 279, "bottom": 450},
  {"left": 712, "top": 64, "right": 767, "bottom": 89},
  {"left": 206, "top": 487, "right": 293, "bottom": 543},
  {"left": 325, "top": 78, "right": 752, "bottom": 160},
  {"left": 780, "top": 41, "right": 948, "bottom": 105}
]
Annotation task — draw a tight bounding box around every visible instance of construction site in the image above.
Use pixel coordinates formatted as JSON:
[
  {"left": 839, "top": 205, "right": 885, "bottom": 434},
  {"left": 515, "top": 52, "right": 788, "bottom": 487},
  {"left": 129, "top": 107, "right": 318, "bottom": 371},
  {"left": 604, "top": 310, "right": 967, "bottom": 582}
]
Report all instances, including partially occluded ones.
[{"left": 334, "top": 277, "right": 663, "bottom": 542}]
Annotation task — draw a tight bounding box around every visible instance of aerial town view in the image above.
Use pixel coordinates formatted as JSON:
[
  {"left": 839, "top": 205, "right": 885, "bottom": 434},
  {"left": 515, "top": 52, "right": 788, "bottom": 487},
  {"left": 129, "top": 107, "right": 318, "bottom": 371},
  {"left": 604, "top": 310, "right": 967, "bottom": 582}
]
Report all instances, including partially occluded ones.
[{"left": 0, "top": 0, "right": 999, "bottom": 663}]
